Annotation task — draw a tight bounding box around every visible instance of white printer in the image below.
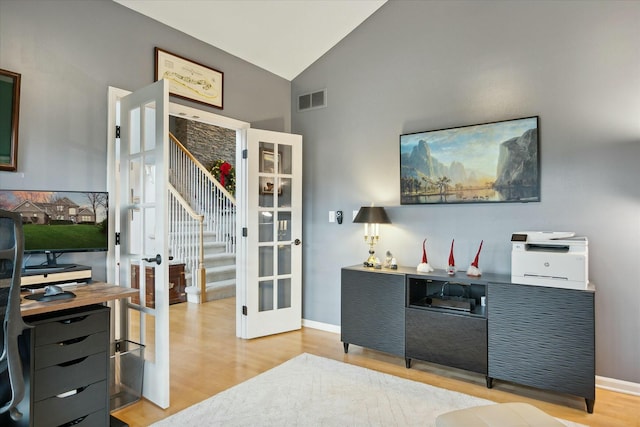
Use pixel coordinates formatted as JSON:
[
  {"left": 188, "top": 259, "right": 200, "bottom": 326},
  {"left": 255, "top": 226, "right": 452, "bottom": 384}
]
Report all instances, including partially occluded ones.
[{"left": 511, "top": 231, "right": 589, "bottom": 290}]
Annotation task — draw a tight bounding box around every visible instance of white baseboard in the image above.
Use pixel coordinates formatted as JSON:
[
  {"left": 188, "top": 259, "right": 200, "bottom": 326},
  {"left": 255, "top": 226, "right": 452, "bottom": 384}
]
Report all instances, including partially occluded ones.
[
  {"left": 302, "top": 320, "right": 640, "bottom": 397},
  {"left": 596, "top": 376, "right": 640, "bottom": 396},
  {"left": 301, "top": 318, "right": 340, "bottom": 334}
]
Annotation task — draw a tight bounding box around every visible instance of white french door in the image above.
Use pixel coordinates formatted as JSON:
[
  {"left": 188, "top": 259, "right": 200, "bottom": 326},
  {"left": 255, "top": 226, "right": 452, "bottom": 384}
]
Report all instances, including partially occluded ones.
[
  {"left": 237, "top": 129, "right": 303, "bottom": 339},
  {"left": 117, "top": 80, "right": 171, "bottom": 408}
]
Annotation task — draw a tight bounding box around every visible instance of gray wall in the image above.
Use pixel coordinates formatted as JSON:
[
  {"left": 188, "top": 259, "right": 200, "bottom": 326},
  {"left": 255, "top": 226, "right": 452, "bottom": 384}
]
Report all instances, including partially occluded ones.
[
  {"left": 293, "top": 1, "right": 640, "bottom": 383},
  {"left": 0, "top": 0, "right": 290, "bottom": 279}
]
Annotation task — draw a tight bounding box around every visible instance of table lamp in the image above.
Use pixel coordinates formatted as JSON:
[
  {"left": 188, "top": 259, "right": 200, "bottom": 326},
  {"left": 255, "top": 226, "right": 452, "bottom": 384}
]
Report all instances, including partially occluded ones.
[{"left": 353, "top": 206, "right": 391, "bottom": 267}]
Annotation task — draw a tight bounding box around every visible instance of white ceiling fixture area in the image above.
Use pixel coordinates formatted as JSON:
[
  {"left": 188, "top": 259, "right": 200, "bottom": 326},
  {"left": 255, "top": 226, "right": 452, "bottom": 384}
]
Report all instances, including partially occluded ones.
[{"left": 114, "top": 0, "right": 387, "bottom": 81}]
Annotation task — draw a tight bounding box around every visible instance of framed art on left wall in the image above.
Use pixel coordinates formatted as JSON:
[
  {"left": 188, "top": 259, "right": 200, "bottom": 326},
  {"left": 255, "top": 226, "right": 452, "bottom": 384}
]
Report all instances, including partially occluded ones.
[
  {"left": 0, "top": 68, "right": 21, "bottom": 172},
  {"left": 155, "top": 47, "right": 223, "bottom": 109}
]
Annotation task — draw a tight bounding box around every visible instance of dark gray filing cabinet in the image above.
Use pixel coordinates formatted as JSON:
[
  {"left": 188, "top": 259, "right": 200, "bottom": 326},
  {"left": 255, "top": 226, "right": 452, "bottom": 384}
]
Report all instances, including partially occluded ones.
[
  {"left": 27, "top": 304, "right": 111, "bottom": 427},
  {"left": 405, "top": 275, "right": 488, "bottom": 374},
  {"left": 487, "top": 282, "right": 595, "bottom": 413},
  {"left": 341, "top": 267, "right": 405, "bottom": 357}
]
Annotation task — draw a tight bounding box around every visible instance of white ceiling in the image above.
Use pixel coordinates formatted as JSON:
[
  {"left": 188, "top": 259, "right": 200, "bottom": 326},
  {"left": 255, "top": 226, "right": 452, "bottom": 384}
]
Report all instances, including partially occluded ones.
[{"left": 114, "top": 0, "right": 387, "bottom": 81}]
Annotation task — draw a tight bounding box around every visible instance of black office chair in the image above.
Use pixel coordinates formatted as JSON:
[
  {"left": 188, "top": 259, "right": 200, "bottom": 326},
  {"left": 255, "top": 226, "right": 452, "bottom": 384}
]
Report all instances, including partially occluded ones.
[{"left": 0, "top": 209, "right": 30, "bottom": 421}]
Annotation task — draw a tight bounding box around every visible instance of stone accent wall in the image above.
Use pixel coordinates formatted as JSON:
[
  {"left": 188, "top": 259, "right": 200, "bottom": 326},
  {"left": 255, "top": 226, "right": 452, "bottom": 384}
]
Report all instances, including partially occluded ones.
[{"left": 170, "top": 117, "right": 236, "bottom": 171}]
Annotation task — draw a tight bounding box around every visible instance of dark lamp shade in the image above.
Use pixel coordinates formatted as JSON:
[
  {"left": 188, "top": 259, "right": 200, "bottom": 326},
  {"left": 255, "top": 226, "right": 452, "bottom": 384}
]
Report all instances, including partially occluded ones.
[{"left": 353, "top": 206, "right": 391, "bottom": 224}]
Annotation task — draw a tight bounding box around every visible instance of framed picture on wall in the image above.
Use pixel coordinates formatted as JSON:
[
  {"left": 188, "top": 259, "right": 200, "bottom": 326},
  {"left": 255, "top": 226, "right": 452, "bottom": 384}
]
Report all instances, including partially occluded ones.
[
  {"left": 400, "top": 116, "right": 540, "bottom": 205},
  {"left": 155, "top": 47, "right": 223, "bottom": 109},
  {"left": 0, "top": 68, "right": 21, "bottom": 172}
]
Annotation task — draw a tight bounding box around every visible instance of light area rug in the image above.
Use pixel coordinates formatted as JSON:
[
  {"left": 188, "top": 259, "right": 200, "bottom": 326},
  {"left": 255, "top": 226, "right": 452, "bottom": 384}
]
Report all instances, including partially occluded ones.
[{"left": 151, "top": 353, "right": 586, "bottom": 427}]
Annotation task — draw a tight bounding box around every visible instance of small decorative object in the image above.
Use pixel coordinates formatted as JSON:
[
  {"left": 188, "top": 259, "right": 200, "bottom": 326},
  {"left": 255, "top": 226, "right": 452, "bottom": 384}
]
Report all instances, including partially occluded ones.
[
  {"left": 209, "top": 159, "right": 236, "bottom": 195},
  {"left": 385, "top": 251, "right": 393, "bottom": 268},
  {"left": 447, "top": 239, "right": 456, "bottom": 275},
  {"left": 385, "top": 251, "right": 398, "bottom": 270},
  {"left": 467, "top": 240, "right": 484, "bottom": 277},
  {"left": 417, "top": 239, "right": 434, "bottom": 273}
]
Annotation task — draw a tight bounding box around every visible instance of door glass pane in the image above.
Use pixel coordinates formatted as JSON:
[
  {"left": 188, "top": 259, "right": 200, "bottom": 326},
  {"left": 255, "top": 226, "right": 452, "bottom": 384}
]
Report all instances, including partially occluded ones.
[
  {"left": 129, "top": 107, "right": 140, "bottom": 154},
  {"left": 259, "top": 177, "right": 274, "bottom": 207},
  {"left": 259, "top": 246, "right": 273, "bottom": 277},
  {"left": 277, "top": 177, "right": 291, "bottom": 208},
  {"left": 259, "top": 211, "right": 274, "bottom": 242},
  {"left": 128, "top": 208, "right": 142, "bottom": 255},
  {"left": 277, "top": 211, "right": 291, "bottom": 242},
  {"left": 144, "top": 207, "right": 156, "bottom": 255},
  {"left": 130, "top": 158, "right": 142, "bottom": 204},
  {"left": 279, "top": 144, "right": 292, "bottom": 175},
  {"left": 278, "top": 244, "right": 291, "bottom": 275},
  {"left": 144, "top": 101, "right": 156, "bottom": 151},
  {"left": 126, "top": 305, "right": 156, "bottom": 363},
  {"left": 259, "top": 142, "right": 276, "bottom": 173},
  {"left": 143, "top": 159, "right": 156, "bottom": 204},
  {"left": 278, "top": 278, "right": 291, "bottom": 309},
  {"left": 259, "top": 280, "right": 274, "bottom": 312}
]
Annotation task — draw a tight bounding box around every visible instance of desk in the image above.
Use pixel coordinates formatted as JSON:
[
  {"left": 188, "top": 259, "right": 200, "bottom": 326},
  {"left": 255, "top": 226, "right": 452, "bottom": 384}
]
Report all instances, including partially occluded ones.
[
  {"left": 21, "top": 282, "right": 138, "bottom": 316},
  {"left": 3, "top": 283, "right": 137, "bottom": 427}
]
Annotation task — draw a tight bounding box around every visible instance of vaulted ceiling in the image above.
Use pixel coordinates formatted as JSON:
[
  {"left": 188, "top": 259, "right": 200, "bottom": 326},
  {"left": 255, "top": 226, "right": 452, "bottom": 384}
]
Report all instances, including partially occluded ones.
[{"left": 114, "top": 0, "right": 387, "bottom": 81}]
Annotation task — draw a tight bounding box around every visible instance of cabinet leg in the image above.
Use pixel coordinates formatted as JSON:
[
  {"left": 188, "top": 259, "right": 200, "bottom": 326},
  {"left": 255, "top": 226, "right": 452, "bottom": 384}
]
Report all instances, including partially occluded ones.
[
  {"left": 585, "top": 398, "right": 595, "bottom": 414},
  {"left": 343, "top": 342, "right": 349, "bottom": 354},
  {"left": 486, "top": 376, "right": 494, "bottom": 389},
  {"left": 405, "top": 358, "right": 411, "bottom": 369}
]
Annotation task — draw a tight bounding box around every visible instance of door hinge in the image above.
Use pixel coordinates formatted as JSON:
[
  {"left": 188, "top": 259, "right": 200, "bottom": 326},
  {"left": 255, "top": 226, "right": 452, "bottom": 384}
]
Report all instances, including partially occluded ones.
[
  {"left": 242, "top": 227, "right": 248, "bottom": 237},
  {"left": 242, "top": 149, "right": 248, "bottom": 159},
  {"left": 242, "top": 305, "right": 247, "bottom": 316},
  {"left": 115, "top": 232, "right": 121, "bottom": 245},
  {"left": 115, "top": 125, "right": 121, "bottom": 139}
]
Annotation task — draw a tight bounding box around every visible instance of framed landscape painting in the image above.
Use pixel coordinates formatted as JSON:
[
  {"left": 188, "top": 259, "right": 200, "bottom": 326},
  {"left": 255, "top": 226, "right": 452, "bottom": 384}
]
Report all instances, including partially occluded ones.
[{"left": 400, "top": 116, "right": 540, "bottom": 205}]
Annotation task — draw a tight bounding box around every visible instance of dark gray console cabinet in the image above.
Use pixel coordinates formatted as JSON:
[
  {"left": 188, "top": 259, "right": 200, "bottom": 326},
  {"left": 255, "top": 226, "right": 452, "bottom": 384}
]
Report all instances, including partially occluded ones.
[
  {"left": 341, "top": 266, "right": 596, "bottom": 413},
  {"left": 341, "top": 267, "right": 405, "bottom": 357},
  {"left": 487, "top": 282, "right": 595, "bottom": 413}
]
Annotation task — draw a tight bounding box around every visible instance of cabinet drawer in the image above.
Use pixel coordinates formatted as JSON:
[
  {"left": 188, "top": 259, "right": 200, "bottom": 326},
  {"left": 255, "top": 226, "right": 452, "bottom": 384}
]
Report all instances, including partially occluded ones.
[
  {"left": 34, "top": 352, "right": 108, "bottom": 401},
  {"left": 32, "top": 305, "right": 109, "bottom": 347},
  {"left": 406, "top": 308, "right": 487, "bottom": 374},
  {"left": 33, "top": 380, "right": 108, "bottom": 427},
  {"left": 35, "top": 330, "right": 108, "bottom": 369}
]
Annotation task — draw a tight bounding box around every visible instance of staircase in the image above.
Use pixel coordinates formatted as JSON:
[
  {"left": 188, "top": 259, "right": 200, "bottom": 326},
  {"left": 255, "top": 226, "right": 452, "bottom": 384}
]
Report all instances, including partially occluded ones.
[
  {"left": 168, "top": 133, "right": 236, "bottom": 304},
  {"left": 185, "top": 235, "right": 236, "bottom": 303}
]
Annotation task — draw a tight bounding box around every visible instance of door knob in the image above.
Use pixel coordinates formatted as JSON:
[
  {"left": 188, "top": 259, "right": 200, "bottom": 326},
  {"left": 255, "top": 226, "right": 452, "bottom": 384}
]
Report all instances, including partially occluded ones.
[
  {"left": 293, "top": 239, "right": 302, "bottom": 246},
  {"left": 143, "top": 254, "right": 162, "bottom": 265}
]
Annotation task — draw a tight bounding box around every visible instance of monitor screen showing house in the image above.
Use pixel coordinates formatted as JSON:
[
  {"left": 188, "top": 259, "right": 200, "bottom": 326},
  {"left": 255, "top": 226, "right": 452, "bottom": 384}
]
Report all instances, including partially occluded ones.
[{"left": 0, "top": 189, "right": 108, "bottom": 253}]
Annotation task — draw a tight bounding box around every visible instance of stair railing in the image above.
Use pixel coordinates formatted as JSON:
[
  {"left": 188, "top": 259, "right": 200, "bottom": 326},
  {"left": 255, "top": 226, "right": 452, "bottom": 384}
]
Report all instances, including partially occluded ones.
[
  {"left": 168, "top": 132, "right": 236, "bottom": 303},
  {"left": 168, "top": 186, "right": 207, "bottom": 299}
]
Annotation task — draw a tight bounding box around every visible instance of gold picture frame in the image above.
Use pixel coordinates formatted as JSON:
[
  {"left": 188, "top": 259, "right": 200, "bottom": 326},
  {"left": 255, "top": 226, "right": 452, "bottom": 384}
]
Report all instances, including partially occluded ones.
[
  {"left": 155, "top": 47, "right": 223, "bottom": 109},
  {"left": 0, "top": 68, "right": 21, "bottom": 172}
]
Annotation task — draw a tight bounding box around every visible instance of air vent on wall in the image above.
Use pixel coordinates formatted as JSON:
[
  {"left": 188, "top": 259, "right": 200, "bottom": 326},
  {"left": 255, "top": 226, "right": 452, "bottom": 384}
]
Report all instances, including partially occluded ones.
[{"left": 297, "top": 89, "right": 327, "bottom": 112}]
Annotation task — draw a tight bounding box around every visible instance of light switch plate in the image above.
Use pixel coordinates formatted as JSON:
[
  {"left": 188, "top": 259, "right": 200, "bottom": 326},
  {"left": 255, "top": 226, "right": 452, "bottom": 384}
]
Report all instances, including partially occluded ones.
[{"left": 329, "top": 211, "right": 336, "bottom": 223}]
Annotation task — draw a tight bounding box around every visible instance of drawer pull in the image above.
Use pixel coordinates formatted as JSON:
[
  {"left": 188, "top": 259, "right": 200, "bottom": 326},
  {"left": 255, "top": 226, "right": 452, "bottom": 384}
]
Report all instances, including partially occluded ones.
[
  {"left": 58, "top": 356, "right": 88, "bottom": 367},
  {"left": 60, "top": 414, "right": 88, "bottom": 426},
  {"left": 58, "top": 335, "right": 89, "bottom": 346},
  {"left": 60, "top": 315, "right": 88, "bottom": 324},
  {"left": 56, "top": 386, "right": 86, "bottom": 399}
]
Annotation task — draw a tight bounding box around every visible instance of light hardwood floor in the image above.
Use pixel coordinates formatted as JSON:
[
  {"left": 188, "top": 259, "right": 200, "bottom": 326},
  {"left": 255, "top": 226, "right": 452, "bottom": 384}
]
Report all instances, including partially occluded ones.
[{"left": 112, "top": 297, "right": 640, "bottom": 426}]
